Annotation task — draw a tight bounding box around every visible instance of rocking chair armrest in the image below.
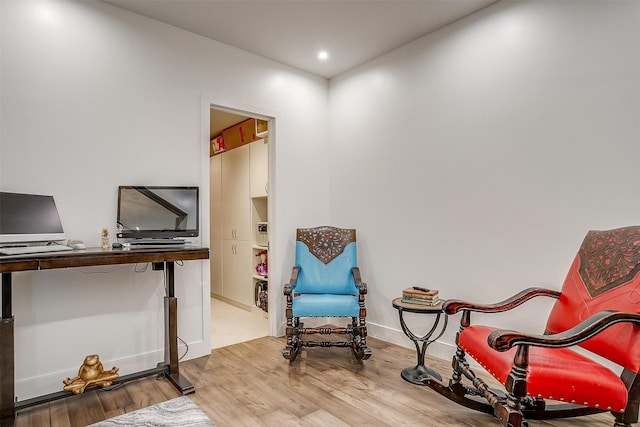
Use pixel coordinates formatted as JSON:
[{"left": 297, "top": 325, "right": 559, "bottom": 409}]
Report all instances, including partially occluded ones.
[
  {"left": 283, "top": 266, "right": 300, "bottom": 296},
  {"left": 489, "top": 310, "right": 640, "bottom": 352},
  {"left": 443, "top": 287, "right": 561, "bottom": 315},
  {"left": 352, "top": 267, "right": 368, "bottom": 294}
]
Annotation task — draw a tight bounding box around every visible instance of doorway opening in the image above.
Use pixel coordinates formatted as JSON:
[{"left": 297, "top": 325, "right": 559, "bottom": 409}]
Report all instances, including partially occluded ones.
[{"left": 209, "top": 106, "right": 271, "bottom": 349}]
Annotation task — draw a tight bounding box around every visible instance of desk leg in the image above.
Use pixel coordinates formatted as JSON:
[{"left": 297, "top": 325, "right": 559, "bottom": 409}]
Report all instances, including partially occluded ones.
[
  {"left": 163, "top": 262, "right": 194, "bottom": 395},
  {"left": 398, "top": 309, "right": 448, "bottom": 385},
  {"left": 1, "top": 273, "right": 15, "bottom": 426}
]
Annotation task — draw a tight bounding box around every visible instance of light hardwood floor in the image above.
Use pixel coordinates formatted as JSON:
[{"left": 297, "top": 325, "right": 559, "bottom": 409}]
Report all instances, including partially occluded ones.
[{"left": 15, "top": 337, "right": 617, "bottom": 426}]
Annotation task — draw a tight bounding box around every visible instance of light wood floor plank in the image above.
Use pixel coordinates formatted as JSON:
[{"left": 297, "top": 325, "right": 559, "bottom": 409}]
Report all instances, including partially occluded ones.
[
  {"left": 300, "top": 408, "right": 351, "bottom": 427},
  {"left": 48, "top": 399, "right": 71, "bottom": 427},
  {"left": 67, "top": 393, "right": 104, "bottom": 427},
  {"left": 93, "top": 382, "right": 134, "bottom": 419},
  {"left": 261, "top": 408, "right": 305, "bottom": 426}
]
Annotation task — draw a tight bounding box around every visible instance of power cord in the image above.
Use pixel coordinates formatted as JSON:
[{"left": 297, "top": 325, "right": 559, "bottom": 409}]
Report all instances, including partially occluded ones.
[{"left": 178, "top": 336, "right": 189, "bottom": 361}]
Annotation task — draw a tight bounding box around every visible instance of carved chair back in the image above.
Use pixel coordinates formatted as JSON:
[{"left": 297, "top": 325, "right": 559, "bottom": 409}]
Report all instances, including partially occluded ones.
[{"left": 545, "top": 226, "right": 640, "bottom": 372}]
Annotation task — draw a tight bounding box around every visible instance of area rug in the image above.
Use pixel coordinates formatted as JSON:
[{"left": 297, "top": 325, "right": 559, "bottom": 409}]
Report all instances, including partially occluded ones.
[{"left": 89, "top": 396, "right": 215, "bottom": 426}]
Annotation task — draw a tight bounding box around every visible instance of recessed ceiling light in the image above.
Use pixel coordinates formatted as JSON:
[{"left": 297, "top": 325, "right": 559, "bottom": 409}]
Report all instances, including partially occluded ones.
[{"left": 317, "top": 51, "right": 329, "bottom": 61}]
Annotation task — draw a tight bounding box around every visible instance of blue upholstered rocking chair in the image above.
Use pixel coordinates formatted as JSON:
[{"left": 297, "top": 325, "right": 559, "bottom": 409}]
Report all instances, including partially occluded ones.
[{"left": 282, "top": 226, "right": 372, "bottom": 361}]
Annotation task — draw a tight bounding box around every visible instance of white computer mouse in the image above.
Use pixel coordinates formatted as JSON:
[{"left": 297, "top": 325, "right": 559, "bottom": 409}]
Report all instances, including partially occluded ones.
[{"left": 70, "top": 242, "right": 86, "bottom": 250}]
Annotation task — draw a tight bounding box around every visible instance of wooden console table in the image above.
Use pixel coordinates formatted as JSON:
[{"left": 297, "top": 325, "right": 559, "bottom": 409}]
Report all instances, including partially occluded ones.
[{"left": 0, "top": 246, "right": 209, "bottom": 425}]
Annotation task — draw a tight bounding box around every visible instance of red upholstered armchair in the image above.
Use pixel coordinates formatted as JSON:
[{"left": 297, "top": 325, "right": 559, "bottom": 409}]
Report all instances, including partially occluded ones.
[{"left": 425, "top": 226, "right": 640, "bottom": 427}]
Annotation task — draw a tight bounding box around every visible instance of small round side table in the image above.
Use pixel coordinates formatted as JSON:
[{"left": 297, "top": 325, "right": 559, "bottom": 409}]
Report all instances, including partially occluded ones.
[{"left": 392, "top": 297, "right": 448, "bottom": 385}]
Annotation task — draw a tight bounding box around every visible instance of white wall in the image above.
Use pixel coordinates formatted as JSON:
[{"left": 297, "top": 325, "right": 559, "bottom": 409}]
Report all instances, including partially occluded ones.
[
  {"left": 0, "top": 0, "right": 330, "bottom": 399},
  {"left": 329, "top": 0, "right": 640, "bottom": 358}
]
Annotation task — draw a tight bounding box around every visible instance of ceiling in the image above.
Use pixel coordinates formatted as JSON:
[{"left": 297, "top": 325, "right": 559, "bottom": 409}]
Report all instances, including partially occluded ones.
[
  {"left": 209, "top": 109, "right": 250, "bottom": 139},
  {"left": 103, "top": 0, "right": 497, "bottom": 80}
]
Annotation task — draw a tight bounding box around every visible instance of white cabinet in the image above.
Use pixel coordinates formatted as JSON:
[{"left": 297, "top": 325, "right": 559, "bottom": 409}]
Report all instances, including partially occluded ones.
[
  {"left": 250, "top": 139, "right": 269, "bottom": 198},
  {"left": 222, "top": 240, "right": 253, "bottom": 306},
  {"left": 221, "top": 144, "right": 251, "bottom": 241}
]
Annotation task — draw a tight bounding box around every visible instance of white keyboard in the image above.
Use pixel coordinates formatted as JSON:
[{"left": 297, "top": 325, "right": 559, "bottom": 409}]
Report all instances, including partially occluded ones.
[{"left": 0, "top": 245, "right": 73, "bottom": 255}]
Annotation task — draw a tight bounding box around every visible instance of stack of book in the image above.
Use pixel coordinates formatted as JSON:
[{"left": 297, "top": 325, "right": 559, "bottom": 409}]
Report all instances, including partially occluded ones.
[{"left": 402, "top": 287, "right": 440, "bottom": 306}]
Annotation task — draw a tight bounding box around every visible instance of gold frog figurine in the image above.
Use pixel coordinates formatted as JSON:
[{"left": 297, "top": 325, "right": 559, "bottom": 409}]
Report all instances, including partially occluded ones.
[{"left": 63, "top": 354, "right": 119, "bottom": 394}]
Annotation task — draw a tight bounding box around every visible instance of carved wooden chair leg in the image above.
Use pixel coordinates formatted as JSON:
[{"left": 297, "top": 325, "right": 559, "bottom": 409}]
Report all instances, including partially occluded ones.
[
  {"left": 283, "top": 318, "right": 302, "bottom": 361},
  {"left": 495, "top": 346, "right": 529, "bottom": 427},
  {"left": 282, "top": 338, "right": 300, "bottom": 361},
  {"left": 451, "top": 311, "right": 471, "bottom": 385},
  {"left": 613, "top": 370, "right": 640, "bottom": 427},
  {"left": 351, "top": 332, "right": 372, "bottom": 360},
  {"left": 450, "top": 345, "right": 466, "bottom": 388},
  {"left": 350, "top": 315, "right": 372, "bottom": 360}
]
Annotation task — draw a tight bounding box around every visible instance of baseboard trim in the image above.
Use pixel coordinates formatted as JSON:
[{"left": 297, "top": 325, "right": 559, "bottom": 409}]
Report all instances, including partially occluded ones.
[{"left": 366, "top": 321, "right": 456, "bottom": 362}]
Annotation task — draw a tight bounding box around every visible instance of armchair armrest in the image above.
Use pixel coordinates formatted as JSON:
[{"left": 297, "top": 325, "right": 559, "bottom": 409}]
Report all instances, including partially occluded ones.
[
  {"left": 489, "top": 310, "right": 640, "bottom": 351},
  {"left": 444, "top": 287, "right": 561, "bottom": 315},
  {"left": 352, "top": 267, "right": 367, "bottom": 294},
  {"left": 283, "top": 266, "right": 300, "bottom": 296}
]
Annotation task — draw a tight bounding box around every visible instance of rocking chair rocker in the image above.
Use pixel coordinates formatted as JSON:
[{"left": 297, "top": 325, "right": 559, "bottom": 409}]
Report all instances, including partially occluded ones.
[
  {"left": 282, "top": 226, "right": 372, "bottom": 362},
  {"left": 424, "top": 226, "right": 640, "bottom": 427}
]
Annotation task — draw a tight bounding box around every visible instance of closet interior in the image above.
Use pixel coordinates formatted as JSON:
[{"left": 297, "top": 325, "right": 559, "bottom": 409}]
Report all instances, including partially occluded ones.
[{"left": 209, "top": 108, "right": 269, "bottom": 349}]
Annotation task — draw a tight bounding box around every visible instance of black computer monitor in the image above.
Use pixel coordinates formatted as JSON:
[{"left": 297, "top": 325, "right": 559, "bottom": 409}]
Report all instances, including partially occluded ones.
[
  {"left": 116, "top": 186, "right": 199, "bottom": 239},
  {"left": 0, "top": 192, "right": 66, "bottom": 245}
]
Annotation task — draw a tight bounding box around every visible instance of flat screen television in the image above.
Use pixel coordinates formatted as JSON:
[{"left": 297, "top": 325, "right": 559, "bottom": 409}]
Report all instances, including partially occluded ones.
[
  {"left": 116, "top": 186, "right": 199, "bottom": 239},
  {"left": 0, "top": 192, "right": 67, "bottom": 245}
]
